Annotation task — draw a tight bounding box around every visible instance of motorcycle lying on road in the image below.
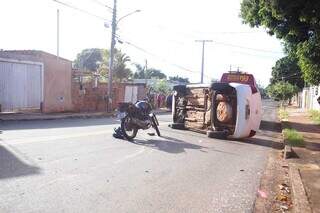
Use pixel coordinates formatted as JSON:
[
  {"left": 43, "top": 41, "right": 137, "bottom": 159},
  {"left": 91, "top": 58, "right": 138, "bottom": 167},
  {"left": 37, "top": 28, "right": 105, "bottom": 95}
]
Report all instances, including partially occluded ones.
[{"left": 115, "top": 100, "right": 160, "bottom": 140}]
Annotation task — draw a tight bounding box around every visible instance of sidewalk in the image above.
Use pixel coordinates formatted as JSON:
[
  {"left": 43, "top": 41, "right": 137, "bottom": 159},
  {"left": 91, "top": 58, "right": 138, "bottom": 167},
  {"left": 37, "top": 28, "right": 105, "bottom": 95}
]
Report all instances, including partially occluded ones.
[
  {"left": 286, "top": 107, "right": 320, "bottom": 150},
  {"left": 0, "top": 112, "right": 115, "bottom": 121},
  {"left": 285, "top": 106, "right": 320, "bottom": 213},
  {"left": 0, "top": 108, "right": 171, "bottom": 121}
]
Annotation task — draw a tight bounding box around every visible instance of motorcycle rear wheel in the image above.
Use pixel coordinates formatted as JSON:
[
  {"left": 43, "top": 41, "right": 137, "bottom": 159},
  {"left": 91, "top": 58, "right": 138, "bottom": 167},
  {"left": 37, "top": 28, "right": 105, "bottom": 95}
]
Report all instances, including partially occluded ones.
[{"left": 121, "top": 116, "right": 138, "bottom": 140}]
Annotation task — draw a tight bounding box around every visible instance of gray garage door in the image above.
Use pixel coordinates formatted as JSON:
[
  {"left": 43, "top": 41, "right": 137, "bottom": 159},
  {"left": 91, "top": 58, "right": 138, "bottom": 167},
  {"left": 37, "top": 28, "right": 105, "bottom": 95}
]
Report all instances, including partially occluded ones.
[{"left": 0, "top": 60, "right": 42, "bottom": 112}]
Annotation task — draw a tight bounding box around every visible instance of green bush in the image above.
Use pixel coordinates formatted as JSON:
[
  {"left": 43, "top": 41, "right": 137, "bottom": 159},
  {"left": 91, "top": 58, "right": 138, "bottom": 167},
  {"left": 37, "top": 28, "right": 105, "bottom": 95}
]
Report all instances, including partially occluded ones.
[
  {"left": 308, "top": 110, "right": 320, "bottom": 125},
  {"left": 283, "top": 128, "right": 304, "bottom": 147}
]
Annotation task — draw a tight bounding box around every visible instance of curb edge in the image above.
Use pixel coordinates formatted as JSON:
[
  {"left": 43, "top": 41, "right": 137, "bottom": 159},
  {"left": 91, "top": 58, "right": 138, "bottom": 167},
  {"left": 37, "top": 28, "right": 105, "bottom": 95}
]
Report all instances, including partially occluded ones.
[{"left": 289, "top": 163, "right": 312, "bottom": 213}]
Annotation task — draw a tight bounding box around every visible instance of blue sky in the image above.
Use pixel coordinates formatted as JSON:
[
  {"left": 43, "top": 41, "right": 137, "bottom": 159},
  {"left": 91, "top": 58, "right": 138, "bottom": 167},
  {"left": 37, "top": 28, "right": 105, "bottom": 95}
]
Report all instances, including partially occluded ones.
[{"left": 0, "top": 0, "right": 285, "bottom": 86}]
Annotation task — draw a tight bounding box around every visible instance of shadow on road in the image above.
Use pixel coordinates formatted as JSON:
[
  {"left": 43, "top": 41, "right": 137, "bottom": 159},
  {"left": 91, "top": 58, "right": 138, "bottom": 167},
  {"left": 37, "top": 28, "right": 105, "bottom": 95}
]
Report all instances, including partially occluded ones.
[
  {"left": 244, "top": 136, "right": 284, "bottom": 150},
  {"left": 133, "top": 136, "right": 207, "bottom": 154},
  {"left": 0, "top": 145, "right": 41, "bottom": 179},
  {"left": 259, "top": 120, "right": 282, "bottom": 133},
  {"left": 282, "top": 121, "right": 320, "bottom": 133}
]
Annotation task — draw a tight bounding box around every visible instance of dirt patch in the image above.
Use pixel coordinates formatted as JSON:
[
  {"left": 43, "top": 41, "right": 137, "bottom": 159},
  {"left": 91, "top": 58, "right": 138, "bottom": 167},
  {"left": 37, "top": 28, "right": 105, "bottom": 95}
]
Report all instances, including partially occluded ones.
[{"left": 254, "top": 150, "right": 293, "bottom": 212}]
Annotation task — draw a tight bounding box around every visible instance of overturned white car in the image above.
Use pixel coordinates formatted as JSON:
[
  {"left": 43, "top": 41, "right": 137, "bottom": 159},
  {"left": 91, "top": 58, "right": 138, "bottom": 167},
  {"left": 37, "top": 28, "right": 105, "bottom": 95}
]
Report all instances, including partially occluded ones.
[{"left": 171, "top": 72, "right": 262, "bottom": 139}]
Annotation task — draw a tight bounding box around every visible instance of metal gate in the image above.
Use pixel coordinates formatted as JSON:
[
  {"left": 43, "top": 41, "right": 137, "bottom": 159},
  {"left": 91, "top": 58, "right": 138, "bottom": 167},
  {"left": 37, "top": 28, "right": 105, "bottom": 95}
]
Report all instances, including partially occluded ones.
[
  {"left": 124, "top": 85, "right": 138, "bottom": 103},
  {"left": 0, "top": 59, "right": 43, "bottom": 112}
]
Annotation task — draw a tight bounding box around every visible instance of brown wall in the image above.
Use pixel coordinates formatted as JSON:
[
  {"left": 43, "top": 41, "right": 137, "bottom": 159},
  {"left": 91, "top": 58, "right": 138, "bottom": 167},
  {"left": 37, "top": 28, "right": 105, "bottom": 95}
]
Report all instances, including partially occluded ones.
[
  {"left": 71, "top": 82, "right": 126, "bottom": 112},
  {"left": 41, "top": 54, "right": 73, "bottom": 112},
  {"left": 0, "top": 51, "right": 73, "bottom": 113},
  {"left": 71, "top": 82, "right": 146, "bottom": 112}
]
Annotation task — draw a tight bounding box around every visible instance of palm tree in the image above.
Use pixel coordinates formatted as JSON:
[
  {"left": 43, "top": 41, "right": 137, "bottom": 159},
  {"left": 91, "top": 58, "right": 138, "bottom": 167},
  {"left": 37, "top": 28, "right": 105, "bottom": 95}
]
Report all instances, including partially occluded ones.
[
  {"left": 133, "top": 63, "right": 167, "bottom": 79},
  {"left": 98, "top": 49, "right": 132, "bottom": 82},
  {"left": 133, "top": 63, "right": 146, "bottom": 79},
  {"left": 114, "top": 51, "right": 132, "bottom": 82}
]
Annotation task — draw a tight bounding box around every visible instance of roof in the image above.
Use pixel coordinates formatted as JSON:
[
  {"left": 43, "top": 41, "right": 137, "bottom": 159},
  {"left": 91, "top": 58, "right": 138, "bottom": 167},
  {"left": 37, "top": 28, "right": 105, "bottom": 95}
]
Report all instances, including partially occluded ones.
[{"left": 0, "top": 50, "right": 72, "bottom": 62}]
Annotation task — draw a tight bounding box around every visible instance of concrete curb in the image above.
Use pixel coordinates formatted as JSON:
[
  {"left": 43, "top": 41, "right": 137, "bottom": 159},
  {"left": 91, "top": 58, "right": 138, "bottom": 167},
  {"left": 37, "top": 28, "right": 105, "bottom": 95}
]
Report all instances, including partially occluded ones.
[
  {"left": 0, "top": 113, "right": 115, "bottom": 121},
  {"left": 0, "top": 110, "right": 170, "bottom": 122},
  {"left": 289, "top": 163, "right": 312, "bottom": 213},
  {"left": 283, "top": 144, "right": 293, "bottom": 159}
]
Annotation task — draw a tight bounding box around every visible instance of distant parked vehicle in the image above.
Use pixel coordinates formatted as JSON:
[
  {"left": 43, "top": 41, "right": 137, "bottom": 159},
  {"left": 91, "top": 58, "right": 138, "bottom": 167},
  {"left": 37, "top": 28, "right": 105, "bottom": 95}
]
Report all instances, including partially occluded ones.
[{"left": 171, "top": 72, "right": 262, "bottom": 139}]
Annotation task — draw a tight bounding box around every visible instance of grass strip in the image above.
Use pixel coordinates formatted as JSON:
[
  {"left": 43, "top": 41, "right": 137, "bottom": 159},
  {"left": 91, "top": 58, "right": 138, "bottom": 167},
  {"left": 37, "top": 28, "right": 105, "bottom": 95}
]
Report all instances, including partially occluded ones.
[
  {"left": 308, "top": 110, "right": 320, "bottom": 125},
  {"left": 283, "top": 128, "right": 304, "bottom": 147}
]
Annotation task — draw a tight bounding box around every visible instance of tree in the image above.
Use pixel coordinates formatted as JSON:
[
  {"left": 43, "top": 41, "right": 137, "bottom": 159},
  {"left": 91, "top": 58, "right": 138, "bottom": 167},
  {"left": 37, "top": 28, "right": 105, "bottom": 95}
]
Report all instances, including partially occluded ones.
[
  {"left": 113, "top": 50, "right": 132, "bottom": 82},
  {"left": 97, "top": 49, "right": 132, "bottom": 82},
  {"left": 266, "top": 82, "right": 299, "bottom": 104},
  {"left": 240, "top": 0, "right": 320, "bottom": 85},
  {"left": 133, "top": 64, "right": 146, "bottom": 79},
  {"left": 257, "top": 84, "right": 267, "bottom": 98},
  {"left": 147, "top": 68, "right": 167, "bottom": 79},
  {"left": 154, "top": 79, "right": 171, "bottom": 94},
  {"left": 270, "top": 56, "right": 304, "bottom": 89},
  {"left": 296, "top": 37, "right": 320, "bottom": 85},
  {"left": 169, "top": 76, "right": 190, "bottom": 84},
  {"left": 133, "top": 64, "right": 167, "bottom": 79},
  {"left": 74, "top": 48, "right": 103, "bottom": 72},
  {"left": 97, "top": 49, "right": 109, "bottom": 81}
]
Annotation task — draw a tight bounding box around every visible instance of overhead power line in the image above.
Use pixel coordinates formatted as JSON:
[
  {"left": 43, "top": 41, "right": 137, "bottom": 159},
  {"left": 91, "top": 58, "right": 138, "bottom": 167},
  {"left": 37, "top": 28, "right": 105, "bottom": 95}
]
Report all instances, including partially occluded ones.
[
  {"left": 52, "top": 0, "right": 110, "bottom": 21},
  {"left": 136, "top": 25, "right": 283, "bottom": 54},
  {"left": 231, "top": 50, "right": 282, "bottom": 59},
  {"left": 88, "top": 0, "right": 113, "bottom": 11},
  {"left": 214, "top": 41, "right": 283, "bottom": 54},
  {"left": 125, "top": 41, "right": 196, "bottom": 73},
  {"left": 117, "top": 37, "right": 200, "bottom": 75}
]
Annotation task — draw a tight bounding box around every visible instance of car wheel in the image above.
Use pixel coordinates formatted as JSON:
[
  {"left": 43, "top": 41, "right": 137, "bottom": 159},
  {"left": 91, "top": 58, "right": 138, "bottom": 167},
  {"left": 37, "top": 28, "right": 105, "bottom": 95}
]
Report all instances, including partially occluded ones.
[
  {"left": 170, "top": 123, "right": 186, "bottom": 130},
  {"left": 207, "top": 130, "right": 227, "bottom": 139}
]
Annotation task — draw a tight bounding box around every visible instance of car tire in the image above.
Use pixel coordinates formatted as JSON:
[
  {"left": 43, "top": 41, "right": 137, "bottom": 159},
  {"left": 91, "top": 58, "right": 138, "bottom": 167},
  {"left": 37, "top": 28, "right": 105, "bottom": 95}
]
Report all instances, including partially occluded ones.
[
  {"left": 170, "top": 123, "right": 186, "bottom": 130},
  {"left": 207, "top": 130, "right": 227, "bottom": 139},
  {"left": 173, "top": 85, "right": 187, "bottom": 95}
]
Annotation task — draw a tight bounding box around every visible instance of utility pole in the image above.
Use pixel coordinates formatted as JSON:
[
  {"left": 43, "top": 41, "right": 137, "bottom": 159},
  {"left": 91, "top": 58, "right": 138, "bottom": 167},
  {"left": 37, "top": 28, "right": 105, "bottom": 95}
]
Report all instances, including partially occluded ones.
[
  {"left": 144, "top": 59, "right": 148, "bottom": 84},
  {"left": 195, "top": 40, "right": 212, "bottom": 83},
  {"left": 107, "top": 0, "right": 117, "bottom": 112},
  {"left": 57, "top": 9, "right": 60, "bottom": 59}
]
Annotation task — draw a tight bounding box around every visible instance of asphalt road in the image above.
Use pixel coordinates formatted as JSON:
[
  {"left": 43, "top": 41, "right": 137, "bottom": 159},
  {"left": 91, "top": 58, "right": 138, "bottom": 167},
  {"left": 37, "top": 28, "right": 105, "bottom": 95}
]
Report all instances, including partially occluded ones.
[{"left": 0, "top": 100, "right": 280, "bottom": 213}]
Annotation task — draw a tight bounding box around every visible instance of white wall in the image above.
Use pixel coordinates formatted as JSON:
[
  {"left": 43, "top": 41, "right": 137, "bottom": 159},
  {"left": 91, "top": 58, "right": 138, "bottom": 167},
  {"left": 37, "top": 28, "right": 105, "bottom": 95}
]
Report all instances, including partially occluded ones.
[{"left": 302, "top": 86, "right": 320, "bottom": 110}]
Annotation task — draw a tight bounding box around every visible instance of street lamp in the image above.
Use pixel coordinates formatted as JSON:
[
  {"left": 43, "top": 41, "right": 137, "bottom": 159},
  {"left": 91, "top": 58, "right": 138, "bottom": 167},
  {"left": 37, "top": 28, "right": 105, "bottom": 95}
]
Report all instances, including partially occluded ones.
[
  {"left": 117, "top": 9, "right": 141, "bottom": 24},
  {"left": 104, "top": 10, "right": 141, "bottom": 28}
]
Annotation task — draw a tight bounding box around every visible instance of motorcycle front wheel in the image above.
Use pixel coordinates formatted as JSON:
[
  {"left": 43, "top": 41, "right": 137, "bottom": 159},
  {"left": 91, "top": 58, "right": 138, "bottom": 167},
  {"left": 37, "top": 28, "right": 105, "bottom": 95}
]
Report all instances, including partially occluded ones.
[
  {"left": 151, "top": 115, "right": 161, "bottom": 136},
  {"left": 121, "top": 116, "right": 138, "bottom": 140}
]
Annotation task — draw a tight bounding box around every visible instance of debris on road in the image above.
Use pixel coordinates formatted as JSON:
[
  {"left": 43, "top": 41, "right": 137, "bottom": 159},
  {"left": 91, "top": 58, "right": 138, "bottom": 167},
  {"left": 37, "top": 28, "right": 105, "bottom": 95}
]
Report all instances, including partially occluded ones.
[{"left": 257, "top": 189, "right": 268, "bottom": 198}]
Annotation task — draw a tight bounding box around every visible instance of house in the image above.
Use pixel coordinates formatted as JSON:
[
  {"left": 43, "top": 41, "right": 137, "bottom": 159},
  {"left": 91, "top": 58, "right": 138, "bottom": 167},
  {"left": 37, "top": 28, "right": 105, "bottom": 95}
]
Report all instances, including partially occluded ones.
[
  {"left": 0, "top": 50, "right": 73, "bottom": 113},
  {"left": 0, "top": 50, "right": 148, "bottom": 114}
]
